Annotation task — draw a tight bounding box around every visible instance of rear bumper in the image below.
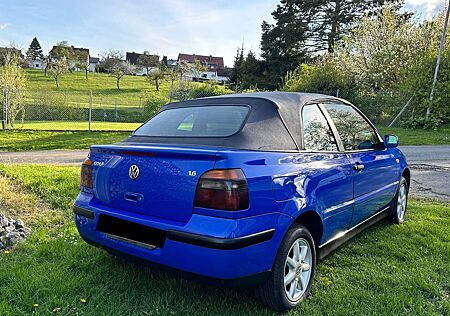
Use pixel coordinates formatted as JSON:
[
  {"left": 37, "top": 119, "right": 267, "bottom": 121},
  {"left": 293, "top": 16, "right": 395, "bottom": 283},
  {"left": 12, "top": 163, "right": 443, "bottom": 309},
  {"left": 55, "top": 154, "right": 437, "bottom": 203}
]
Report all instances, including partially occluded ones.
[
  {"left": 166, "top": 228, "right": 275, "bottom": 250},
  {"left": 73, "top": 194, "right": 292, "bottom": 283}
]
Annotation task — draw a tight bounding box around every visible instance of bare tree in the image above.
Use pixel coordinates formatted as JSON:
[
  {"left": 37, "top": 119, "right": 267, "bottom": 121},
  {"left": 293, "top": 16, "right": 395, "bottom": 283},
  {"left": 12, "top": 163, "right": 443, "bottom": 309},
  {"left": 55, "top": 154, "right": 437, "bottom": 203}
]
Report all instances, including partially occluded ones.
[
  {"left": 147, "top": 68, "right": 165, "bottom": 92},
  {"left": 48, "top": 56, "right": 69, "bottom": 88},
  {"left": 100, "top": 50, "right": 135, "bottom": 90},
  {"left": 0, "top": 53, "right": 27, "bottom": 127},
  {"left": 167, "top": 67, "right": 178, "bottom": 89},
  {"left": 175, "top": 60, "right": 191, "bottom": 80},
  {"left": 113, "top": 62, "right": 134, "bottom": 89},
  {"left": 190, "top": 60, "right": 208, "bottom": 80},
  {"left": 75, "top": 50, "right": 90, "bottom": 79}
]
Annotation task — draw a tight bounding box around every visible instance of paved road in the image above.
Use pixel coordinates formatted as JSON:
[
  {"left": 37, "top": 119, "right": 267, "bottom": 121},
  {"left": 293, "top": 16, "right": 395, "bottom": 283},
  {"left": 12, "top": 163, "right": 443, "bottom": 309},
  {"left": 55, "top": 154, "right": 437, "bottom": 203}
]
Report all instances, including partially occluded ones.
[
  {"left": 400, "top": 146, "right": 450, "bottom": 202},
  {"left": 0, "top": 146, "right": 448, "bottom": 202}
]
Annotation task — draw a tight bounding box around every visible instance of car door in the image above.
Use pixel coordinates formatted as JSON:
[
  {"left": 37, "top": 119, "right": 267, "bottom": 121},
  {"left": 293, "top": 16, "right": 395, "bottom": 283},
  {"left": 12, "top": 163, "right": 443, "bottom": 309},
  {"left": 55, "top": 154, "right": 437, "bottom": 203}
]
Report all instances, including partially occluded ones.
[
  {"left": 301, "top": 104, "right": 354, "bottom": 243},
  {"left": 321, "top": 102, "right": 399, "bottom": 227}
]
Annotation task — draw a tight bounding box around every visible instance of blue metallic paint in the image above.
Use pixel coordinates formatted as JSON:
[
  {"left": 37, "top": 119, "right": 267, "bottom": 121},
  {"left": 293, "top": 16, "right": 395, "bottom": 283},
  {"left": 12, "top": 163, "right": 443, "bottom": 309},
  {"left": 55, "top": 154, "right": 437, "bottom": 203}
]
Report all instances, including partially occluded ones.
[{"left": 74, "top": 142, "right": 408, "bottom": 281}]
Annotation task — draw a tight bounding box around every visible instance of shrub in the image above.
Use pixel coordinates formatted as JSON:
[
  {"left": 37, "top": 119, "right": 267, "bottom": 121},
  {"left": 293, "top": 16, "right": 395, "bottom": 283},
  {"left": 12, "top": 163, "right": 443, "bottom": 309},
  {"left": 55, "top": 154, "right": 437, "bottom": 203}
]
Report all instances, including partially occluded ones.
[
  {"left": 142, "top": 94, "right": 170, "bottom": 118},
  {"left": 188, "top": 83, "right": 233, "bottom": 99},
  {"left": 169, "top": 81, "right": 233, "bottom": 101},
  {"left": 283, "top": 63, "right": 350, "bottom": 95}
]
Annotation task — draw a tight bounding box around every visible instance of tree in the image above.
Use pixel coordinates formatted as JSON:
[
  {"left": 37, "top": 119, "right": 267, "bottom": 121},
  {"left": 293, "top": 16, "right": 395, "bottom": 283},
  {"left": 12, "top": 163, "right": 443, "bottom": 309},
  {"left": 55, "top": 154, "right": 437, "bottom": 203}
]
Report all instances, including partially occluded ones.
[
  {"left": 260, "top": 0, "right": 402, "bottom": 89},
  {"left": 161, "top": 56, "right": 168, "bottom": 68},
  {"left": 74, "top": 49, "right": 90, "bottom": 79},
  {"left": 230, "top": 46, "right": 245, "bottom": 91},
  {"left": 147, "top": 68, "right": 165, "bottom": 91},
  {"left": 112, "top": 62, "right": 135, "bottom": 90},
  {"left": 0, "top": 46, "right": 22, "bottom": 66},
  {"left": 137, "top": 51, "right": 159, "bottom": 74},
  {"left": 43, "top": 55, "right": 50, "bottom": 76},
  {"left": 190, "top": 60, "right": 207, "bottom": 80},
  {"left": 48, "top": 56, "right": 69, "bottom": 88},
  {"left": 49, "top": 41, "right": 74, "bottom": 61},
  {"left": 318, "top": 0, "right": 405, "bottom": 53},
  {"left": 100, "top": 50, "right": 135, "bottom": 90},
  {"left": 175, "top": 60, "right": 190, "bottom": 80},
  {"left": 49, "top": 41, "right": 75, "bottom": 75},
  {"left": 283, "top": 7, "right": 450, "bottom": 126},
  {"left": 260, "top": 1, "right": 310, "bottom": 89},
  {"left": 331, "top": 7, "right": 439, "bottom": 91},
  {"left": 242, "top": 51, "right": 265, "bottom": 90},
  {"left": 26, "top": 37, "right": 44, "bottom": 60},
  {"left": 0, "top": 53, "right": 27, "bottom": 127},
  {"left": 167, "top": 67, "right": 178, "bottom": 89}
]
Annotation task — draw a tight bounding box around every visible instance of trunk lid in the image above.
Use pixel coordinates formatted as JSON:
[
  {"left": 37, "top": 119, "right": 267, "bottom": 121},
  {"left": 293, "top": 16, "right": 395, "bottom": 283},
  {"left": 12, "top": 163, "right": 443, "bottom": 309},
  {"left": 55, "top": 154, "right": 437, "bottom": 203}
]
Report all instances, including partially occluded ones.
[{"left": 89, "top": 144, "right": 219, "bottom": 223}]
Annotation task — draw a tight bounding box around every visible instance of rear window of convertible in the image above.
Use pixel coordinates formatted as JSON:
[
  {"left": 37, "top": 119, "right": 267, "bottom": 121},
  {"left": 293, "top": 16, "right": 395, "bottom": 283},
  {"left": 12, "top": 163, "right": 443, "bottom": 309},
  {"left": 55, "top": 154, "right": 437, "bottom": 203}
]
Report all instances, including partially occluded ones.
[{"left": 134, "top": 105, "right": 250, "bottom": 137}]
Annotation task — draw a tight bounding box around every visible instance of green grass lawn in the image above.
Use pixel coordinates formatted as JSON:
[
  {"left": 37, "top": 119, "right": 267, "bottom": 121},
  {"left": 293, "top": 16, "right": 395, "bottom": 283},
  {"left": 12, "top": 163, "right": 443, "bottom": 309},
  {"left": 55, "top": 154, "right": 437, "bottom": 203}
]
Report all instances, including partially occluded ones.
[
  {"left": 0, "top": 130, "right": 130, "bottom": 151},
  {"left": 24, "top": 69, "right": 207, "bottom": 109},
  {"left": 25, "top": 69, "right": 171, "bottom": 108},
  {"left": 379, "top": 125, "right": 450, "bottom": 146},
  {"left": 0, "top": 164, "right": 448, "bottom": 315}
]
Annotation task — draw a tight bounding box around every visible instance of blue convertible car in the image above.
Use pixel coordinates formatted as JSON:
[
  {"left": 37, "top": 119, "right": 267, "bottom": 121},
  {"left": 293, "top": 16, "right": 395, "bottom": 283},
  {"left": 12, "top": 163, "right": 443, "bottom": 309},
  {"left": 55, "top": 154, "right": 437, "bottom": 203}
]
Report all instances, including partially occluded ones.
[{"left": 74, "top": 92, "right": 409, "bottom": 311}]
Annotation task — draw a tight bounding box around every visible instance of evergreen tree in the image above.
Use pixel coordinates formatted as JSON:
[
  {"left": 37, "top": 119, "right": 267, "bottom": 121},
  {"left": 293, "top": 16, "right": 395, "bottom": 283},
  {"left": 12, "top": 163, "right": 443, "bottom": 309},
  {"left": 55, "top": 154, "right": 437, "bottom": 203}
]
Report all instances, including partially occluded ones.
[
  {"left": 260, "top": 1, "right": 310, "bottom": 90},
  {"left": 26, "top": 37, "right": 44, "bottom": 60},
  {"left": 241, "top": 51, "right": 265, "bottom": 90},
  {"left": 230, "top": 46, "right": 245, "bottom": 91},
  {"left": 161, "top": 56, "right": 168, "bottom": 68}
]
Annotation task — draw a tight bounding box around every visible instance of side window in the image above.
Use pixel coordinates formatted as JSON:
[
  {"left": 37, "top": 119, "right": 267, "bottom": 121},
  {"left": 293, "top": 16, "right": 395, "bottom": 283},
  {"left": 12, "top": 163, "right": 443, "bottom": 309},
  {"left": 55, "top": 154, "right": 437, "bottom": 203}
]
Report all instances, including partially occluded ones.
[
  {"left": 302, "top": 104, "right": 338, "bottom": 151},
  {"left": 323, "top": 103, "right": 380, "bottom": 151}
]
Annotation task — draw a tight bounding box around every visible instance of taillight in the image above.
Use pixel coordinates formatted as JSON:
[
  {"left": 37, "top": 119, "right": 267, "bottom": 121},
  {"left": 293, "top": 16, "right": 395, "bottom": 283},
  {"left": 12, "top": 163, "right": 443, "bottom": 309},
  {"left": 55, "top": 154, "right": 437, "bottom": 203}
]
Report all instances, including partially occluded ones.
[
  {"left": 194, "top": 169, "right": 249, "bottom": 211},
  {"left": 80, "top": 157, "right": 93, "bottom": 189}
]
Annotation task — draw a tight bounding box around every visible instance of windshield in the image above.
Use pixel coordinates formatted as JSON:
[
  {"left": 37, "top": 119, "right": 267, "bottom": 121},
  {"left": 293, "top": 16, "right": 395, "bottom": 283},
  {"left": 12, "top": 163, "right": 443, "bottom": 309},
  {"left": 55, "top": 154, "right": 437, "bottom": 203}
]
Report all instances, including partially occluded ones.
[{"left": 134, "top": 105, "right": 249, "bottom": 137}]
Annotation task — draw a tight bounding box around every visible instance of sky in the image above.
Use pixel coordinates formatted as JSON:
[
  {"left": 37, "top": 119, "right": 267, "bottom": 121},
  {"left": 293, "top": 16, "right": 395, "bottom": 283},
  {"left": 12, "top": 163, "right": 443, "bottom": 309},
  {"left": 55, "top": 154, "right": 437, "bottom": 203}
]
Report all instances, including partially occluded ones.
[{"left": 0, "top": 0, "right": 447, "bottom": 67}]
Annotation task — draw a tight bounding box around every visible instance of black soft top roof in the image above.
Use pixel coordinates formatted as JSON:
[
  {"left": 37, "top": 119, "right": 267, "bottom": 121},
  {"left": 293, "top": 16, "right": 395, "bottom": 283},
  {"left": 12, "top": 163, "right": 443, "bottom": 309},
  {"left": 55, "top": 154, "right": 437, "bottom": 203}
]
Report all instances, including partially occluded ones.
[
  {"left": 125, "top": 92, "right": 346, "bottom": 152},
  {"left": 199, "top": 92, "right": 346, "bottom": 147}
]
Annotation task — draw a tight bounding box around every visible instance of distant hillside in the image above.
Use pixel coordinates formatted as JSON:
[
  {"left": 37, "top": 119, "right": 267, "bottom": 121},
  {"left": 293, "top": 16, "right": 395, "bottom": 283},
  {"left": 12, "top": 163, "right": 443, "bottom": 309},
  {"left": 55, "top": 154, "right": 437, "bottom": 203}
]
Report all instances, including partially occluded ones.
[{"left": 25, "top": 69, "right": 170, "bottom": 109}]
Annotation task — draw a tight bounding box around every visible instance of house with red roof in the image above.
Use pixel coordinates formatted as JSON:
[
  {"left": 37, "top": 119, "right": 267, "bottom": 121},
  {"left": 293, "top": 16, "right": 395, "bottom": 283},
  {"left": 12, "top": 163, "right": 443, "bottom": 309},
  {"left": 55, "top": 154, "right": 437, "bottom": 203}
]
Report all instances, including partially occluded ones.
[{"left": 177, "top": 53, "right": 229, "bottom": 84}]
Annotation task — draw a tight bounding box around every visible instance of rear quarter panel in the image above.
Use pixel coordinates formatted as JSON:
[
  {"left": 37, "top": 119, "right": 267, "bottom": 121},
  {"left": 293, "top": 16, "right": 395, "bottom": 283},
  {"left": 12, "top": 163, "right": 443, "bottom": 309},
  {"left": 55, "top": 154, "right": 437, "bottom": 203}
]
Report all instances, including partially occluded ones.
[{"left": 209, "top": 150, "right": 354, "bottom": 245}]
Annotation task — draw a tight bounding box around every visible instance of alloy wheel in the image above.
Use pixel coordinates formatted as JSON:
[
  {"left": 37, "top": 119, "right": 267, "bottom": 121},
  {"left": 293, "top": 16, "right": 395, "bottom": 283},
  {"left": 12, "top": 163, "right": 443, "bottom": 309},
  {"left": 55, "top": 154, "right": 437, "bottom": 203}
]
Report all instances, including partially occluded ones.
[
  {"left": 397, "top": 183, "right": 407, "bottom": 221},
  {"left": 284, "top": 238, "right": 312, "bottom": 302}
]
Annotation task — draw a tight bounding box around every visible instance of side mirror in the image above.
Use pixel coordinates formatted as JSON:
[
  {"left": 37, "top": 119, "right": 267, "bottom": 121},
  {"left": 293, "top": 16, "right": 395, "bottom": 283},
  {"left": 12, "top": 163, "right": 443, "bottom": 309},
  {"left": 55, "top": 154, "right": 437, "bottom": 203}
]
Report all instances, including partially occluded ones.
[{"left": 384, "top": 134, "right": 399, "bottom": 148}]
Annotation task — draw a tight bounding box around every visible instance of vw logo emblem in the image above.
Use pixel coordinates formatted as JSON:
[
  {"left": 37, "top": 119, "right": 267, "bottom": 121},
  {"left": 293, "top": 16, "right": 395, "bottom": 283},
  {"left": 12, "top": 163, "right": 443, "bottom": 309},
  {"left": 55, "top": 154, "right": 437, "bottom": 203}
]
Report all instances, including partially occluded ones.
[{"left": 129, "top": 165, "right": 140, "bottom": 180}]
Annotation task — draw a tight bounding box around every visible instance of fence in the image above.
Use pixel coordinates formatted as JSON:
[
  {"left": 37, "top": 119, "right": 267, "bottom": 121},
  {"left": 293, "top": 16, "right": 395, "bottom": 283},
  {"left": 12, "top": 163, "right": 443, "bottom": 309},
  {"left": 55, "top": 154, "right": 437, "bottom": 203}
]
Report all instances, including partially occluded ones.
[
  {"left": 1, "top": 88, "right": 413, "bottom": 131},
  {"left": 1, "top": 89, "right": 157, "bottom": 131}
]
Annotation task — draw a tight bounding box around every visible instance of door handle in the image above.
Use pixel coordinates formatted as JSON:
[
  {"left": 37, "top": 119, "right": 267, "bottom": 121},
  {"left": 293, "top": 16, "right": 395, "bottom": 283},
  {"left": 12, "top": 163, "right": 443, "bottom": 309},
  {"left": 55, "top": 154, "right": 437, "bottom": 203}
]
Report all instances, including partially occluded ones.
[{"left": 353, "top": 163, "right": 364, "bottom": 171}]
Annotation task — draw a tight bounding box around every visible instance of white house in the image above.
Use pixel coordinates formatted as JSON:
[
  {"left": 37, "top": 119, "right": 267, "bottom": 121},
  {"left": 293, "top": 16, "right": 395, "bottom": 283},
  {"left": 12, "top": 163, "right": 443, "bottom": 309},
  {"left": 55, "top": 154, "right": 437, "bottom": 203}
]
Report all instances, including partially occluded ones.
[
  {"left": 27, "top": 59, "right": 46, "bottom": 70},
  {"left": 177, "top": 53, "right": 230, "bottom": 84},
  {"left": 89, "top": 57, "right": 99, "bottom": 72}
]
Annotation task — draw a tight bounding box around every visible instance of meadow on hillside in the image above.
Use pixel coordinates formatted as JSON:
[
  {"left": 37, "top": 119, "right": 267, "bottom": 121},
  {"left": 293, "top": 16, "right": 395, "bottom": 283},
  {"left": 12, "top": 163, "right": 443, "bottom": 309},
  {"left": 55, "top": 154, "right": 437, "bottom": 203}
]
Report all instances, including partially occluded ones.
[{"left": 25, "top": 69, "right": 171, "bottom": 109}]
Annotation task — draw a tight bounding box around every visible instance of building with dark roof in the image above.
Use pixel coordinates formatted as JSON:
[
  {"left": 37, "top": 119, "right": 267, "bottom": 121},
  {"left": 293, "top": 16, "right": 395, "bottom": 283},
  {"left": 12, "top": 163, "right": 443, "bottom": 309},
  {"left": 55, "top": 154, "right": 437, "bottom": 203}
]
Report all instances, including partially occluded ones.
[{"left": 177, "top": 53, "right": 225, "bottom": 71}]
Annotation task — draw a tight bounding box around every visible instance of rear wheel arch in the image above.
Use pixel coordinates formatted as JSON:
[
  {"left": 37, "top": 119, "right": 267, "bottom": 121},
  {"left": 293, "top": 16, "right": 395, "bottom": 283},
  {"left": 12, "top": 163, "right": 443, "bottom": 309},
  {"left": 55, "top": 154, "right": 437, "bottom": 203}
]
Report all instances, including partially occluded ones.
[
  {"left": 402, "top": 168, "right": 410, "bottom": 188},
  {"left": 292, "top": 211, "right": 323, "bottom": 249}
]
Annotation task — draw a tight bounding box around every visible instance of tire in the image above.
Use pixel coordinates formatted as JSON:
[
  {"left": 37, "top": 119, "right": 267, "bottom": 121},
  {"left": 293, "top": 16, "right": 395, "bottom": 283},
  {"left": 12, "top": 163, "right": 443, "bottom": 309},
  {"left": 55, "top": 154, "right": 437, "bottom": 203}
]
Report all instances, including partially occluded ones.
[
  {"left": 388, "top": 176, "right": 408, "bottom": 224},
  {"left": 255, "top": 224, "right": 316, "bottom": 312}
]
